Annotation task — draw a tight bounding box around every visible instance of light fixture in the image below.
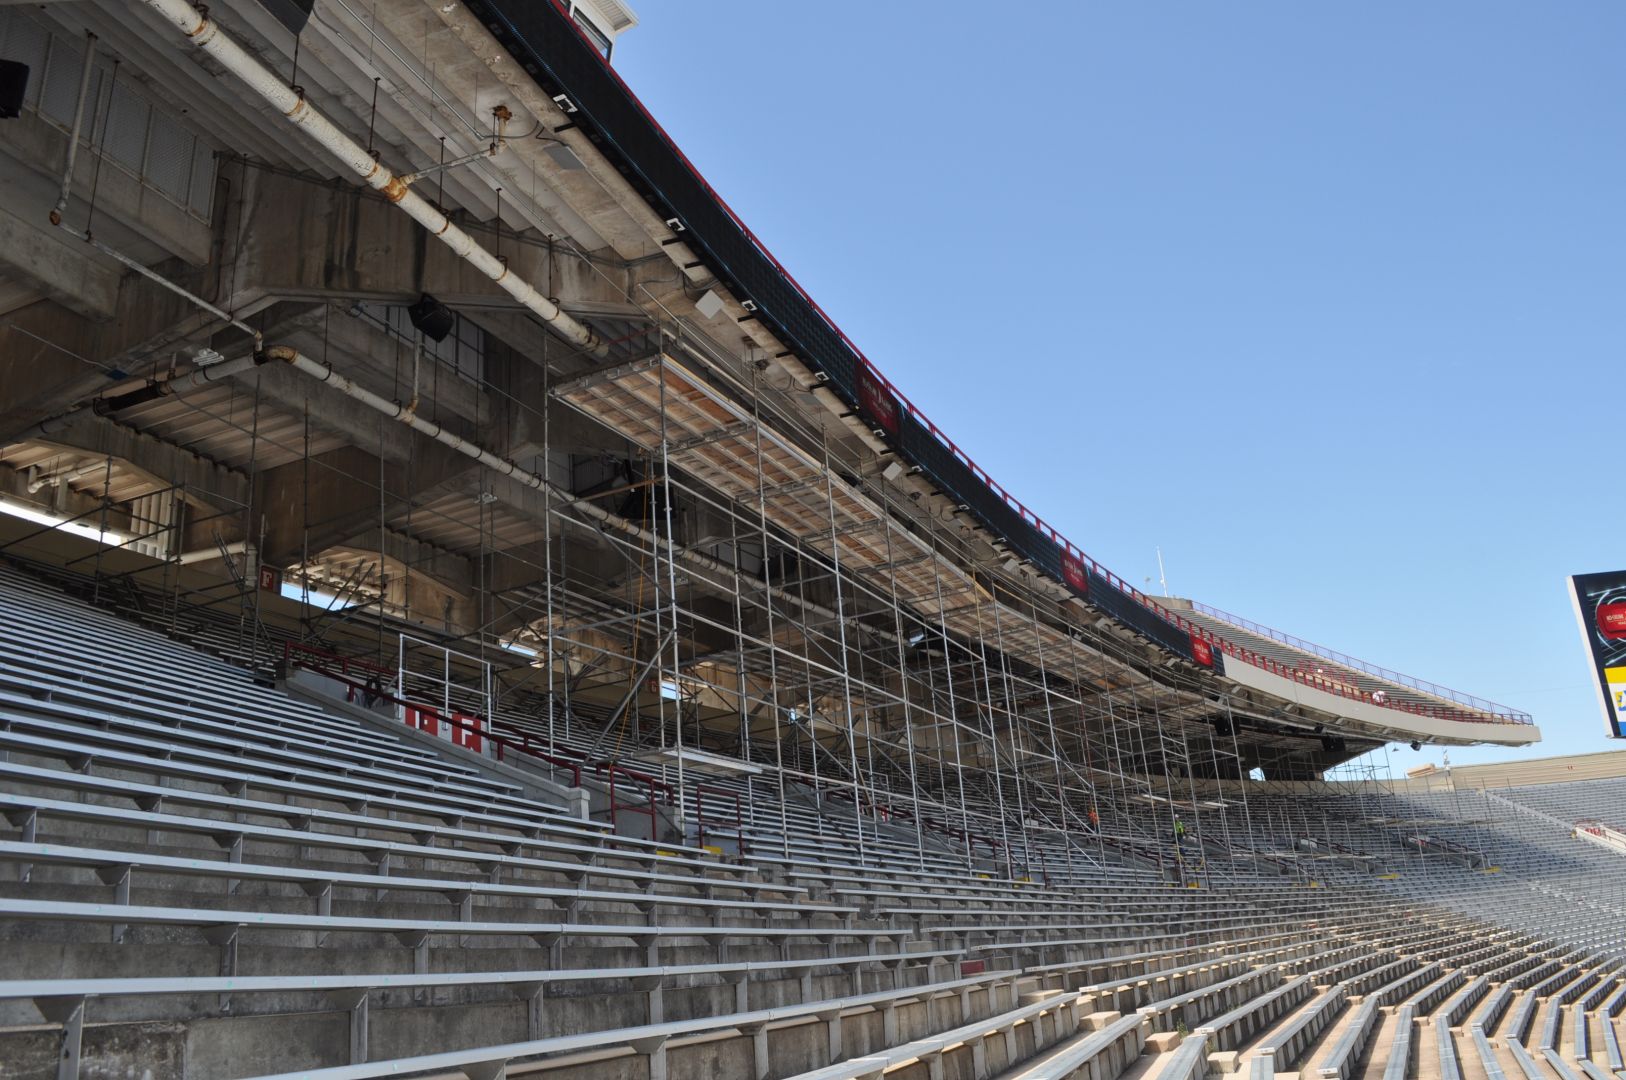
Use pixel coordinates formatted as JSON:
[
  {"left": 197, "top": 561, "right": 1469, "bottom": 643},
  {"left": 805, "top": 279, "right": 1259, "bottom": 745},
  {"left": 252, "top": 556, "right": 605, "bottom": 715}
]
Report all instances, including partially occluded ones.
[
  {"left": 407, "top": 293, "right": 455, "bottom": 343},
  {"left": 694, "top": 290, "right": 724, "bottom": 320},
  {"left": 1409, "top": 740, "right": 1422, "bottom": 752},
  {"left": 0, "top": 59, "right": 28, "bottom": 119},
  {"left": 541, "top": 142, "right": 584, "bottom": 171}
]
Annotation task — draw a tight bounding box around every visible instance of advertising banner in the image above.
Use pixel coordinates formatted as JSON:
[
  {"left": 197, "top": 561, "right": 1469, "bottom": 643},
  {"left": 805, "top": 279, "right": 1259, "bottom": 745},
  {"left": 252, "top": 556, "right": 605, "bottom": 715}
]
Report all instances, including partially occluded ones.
[
  {"left": 1568, "top": 570, "right": 1626, "bottom": 738},
  {"left": 855, "top": 366, "right": 900, "bottom": 436}
]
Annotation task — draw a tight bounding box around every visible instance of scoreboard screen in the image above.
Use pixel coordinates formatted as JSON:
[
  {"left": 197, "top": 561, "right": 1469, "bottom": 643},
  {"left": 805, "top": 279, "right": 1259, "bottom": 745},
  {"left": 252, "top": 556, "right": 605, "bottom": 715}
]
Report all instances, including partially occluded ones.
[{"left": 1569, "top": 570, "right": 1626, "bottom": 738}]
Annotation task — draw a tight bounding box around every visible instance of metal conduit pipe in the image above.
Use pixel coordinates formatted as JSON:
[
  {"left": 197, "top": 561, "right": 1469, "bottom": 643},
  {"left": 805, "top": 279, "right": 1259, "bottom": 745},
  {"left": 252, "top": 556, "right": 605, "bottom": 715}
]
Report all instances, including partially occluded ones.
[
  {"left": 255, "top": 346, "right": 856, "bottom": 634},
  {"left": 45, "top": 23, "right": 259, "bottom": 348},
  {"left": 27, "top": 459, "right": 109, "bottom": 494},
  {"left": 13, "top": 355, "right": 263, "bottom": 445},
  {"left": 138, "top": 0, "right": 606, "bottom": 359},
  {"left": 175, "top": 540, "right": 249, "bottom": 566},
  {"left": 48, "top": 31, "right": 96, "bottom": 227},
  {"left": 101, "top": 354, "right": 262, "bottom": 412}
]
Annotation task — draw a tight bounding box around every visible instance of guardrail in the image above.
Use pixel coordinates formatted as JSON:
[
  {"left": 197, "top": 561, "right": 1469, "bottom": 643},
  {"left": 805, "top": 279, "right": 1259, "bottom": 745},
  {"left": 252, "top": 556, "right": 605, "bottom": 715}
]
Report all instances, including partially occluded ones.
[
  {"left": 597, "top": 761, "right": 670, "bottom": 843},
  {"left": 285, "top": 650, "right": 584, "bottom": 788},
  {"left": 1184, "top": 601, "right": 1531, "bottom": 723},
  {"left": 464, "top": 0, "right": 1529, "bottom": 730},
  {"left": 691, "top": 783, "right": 743, "bottom": 853}
]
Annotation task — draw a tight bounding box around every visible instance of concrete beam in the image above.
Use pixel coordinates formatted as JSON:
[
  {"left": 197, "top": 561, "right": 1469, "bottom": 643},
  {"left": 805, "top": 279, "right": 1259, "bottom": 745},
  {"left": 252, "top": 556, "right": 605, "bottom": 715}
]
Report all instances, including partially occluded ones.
[
  {"left": 0, "top": 206, "right": 120, "bottom": 319},
  {"left": 29, "top": 411, "right": 249, "bottom": 511},
  {"left": 330, "top": 527, "right": 474, "bottom": 597},
  {"left": 0, "top": 107, "right": 213, "bottom": 266},
  {"left": 221, "top": 167, "right": 633, "bottom": 323},
  {"left": 0, "top": 261, "right": 263, "bottom": 442},
  {"left": 253, "top": 440, "right": 479, "bottom": 568}
]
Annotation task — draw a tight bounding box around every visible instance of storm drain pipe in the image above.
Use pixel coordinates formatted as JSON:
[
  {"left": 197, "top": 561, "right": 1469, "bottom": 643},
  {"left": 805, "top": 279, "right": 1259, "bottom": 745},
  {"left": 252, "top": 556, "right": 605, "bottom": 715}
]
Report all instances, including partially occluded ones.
[
  {"left": 48, "top": 31, "right": 96, "bottom": 227},
  {"left": 138, "top": 0, "right": 606, "bottom": 359}
]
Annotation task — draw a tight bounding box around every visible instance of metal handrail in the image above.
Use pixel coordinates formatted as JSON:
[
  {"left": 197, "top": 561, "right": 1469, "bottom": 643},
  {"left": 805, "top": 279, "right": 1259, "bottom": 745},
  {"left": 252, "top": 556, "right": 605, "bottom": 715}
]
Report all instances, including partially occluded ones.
[
  {"left": 692, "top": 782, "right": 743, "bottom": 854},
  {"left": 1183, "top": 600, "right": 1532, "bottom": 723},
  {"left": 285, "top": 655, "right": 583, "bottom": 787}
]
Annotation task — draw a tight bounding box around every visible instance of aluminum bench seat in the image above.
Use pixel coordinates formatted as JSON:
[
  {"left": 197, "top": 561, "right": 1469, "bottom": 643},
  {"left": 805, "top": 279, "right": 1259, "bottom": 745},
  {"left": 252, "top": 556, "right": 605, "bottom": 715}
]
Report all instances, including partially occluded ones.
[
  {"left": 0, "top": 730, "right": 722, "bottom": 866},
  {"left": 0, "top": 947, "right": 967, "bottom": 1008},
  {"left": 1601, "top": 985, "right": 1626, "bottom": 1069},
  {"left": 1381, "top": 1004, "right": 1415, "bottom": 1080},
  {"left": 0, "top": 705, "right": 567, "bottom": 830},
  {"left": 961, "top": 919, "right": 1314, "bottom": 960},
  {"left": 935, "top": 918, "right": 1272, "bottom": 942},
  {"left": 1070, "top": 937, "right": 1317, "bottom": 1012},
  {"left": 879, "top": 909, "right": 1168, "bottom": 934},
  {"left": 0, "top": 787, "right": 799, "bottom": 899},
  {"left": 1472, "top": 984, "right": 1513, "bottom": 1036},
  {"left": 1437, "top": 974, "right": 1490, "bottom": 1028},
  {"left": 1150, "top": 1034, "right": 1209, "bottom": 1080},
  {"left": 0, "top": 783, "right": 793, "bottom": 904},
  {"left": 224, "top": 967, "right": 1029, "bottom": 1080},
  {"left": 1313, "top": 994, "right": 1381, "bottom": 1080},
  {"left": 1255, "top": 982, "right": 1347, "bottom": 1071},
  {"left": 0, "top": 595, "right": 449, "bottom": 762},
  {"left": 1468, "top": 1027, "right": 1507, "bottom": 1080},
  {"left": 1403, "top": 968, "right": 1465, "bottom": 1016},
  {"left": 1023, "top": 930, "right": 1309, "bottom": 991},
  {"left": 0, "top": 650, "right": 450, "bottom": 777},
  {"left": 0, "top": 840, "right": 850, "bottom": 923},
  {"left": 0, "top": 944, "right": 972, "bottom": 1067},
  {"left": 0, "top": 626, "right": 437, "bottom": 765},
  {"left": 1197, "top": 972, "right": 1315, "bottom": 1053},
  {"left": 810, "top": 879, "right": 1128, "bottom": 911},
  {"left": 1372, "top": 960, "right": 1443, "bottom": 1007},
  {"left": 1139, "top": 965, "right": 1282, "bottom": 1034},
  {"left": 1541, "top": 1047, "right": 1585, "bottom": 1080},
  {"left": 754, "top": 856, "right": 1065, "bottom": 895},
  {"left": 0, "top": 897, "right": 900, "bottom": 976}
]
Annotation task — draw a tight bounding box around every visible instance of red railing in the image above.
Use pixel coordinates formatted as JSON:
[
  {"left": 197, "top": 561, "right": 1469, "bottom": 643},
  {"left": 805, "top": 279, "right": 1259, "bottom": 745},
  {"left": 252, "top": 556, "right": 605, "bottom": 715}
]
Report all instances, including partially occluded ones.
[
  {"left": 693, "top": 782, "right": 743, "bottom": 853},
  {"left": 285, "top": 653, "right": 771, "bottom": 851},
  {"left": 285, "top": 652, "right": 582, "bottom": 787},
  {"left": 283, "top": 641, "right": 396, "bottom": 681},
  {"left": 822, "top": 786, "right": 1014, "bottom": 875},
  {"left": 552, "top": 6, "right": 1532, "bottom": 732},
  {"left": 597, "top": 760, "right": 672, "bottom": 844}
]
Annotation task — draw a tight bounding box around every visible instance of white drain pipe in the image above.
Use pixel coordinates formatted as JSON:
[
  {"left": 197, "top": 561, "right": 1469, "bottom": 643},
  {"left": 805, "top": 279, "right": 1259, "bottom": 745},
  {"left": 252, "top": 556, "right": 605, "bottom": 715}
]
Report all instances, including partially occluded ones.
[{"left": 138, "top": 0, "right": 606, "bottom": 359}]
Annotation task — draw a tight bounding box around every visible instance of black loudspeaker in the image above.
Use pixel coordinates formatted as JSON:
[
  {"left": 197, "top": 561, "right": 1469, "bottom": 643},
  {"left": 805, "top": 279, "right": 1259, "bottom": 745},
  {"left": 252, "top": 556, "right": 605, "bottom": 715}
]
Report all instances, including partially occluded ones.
[
  {"left": 0, "top": 61, "right": 30, "bottom": 119},
  {"left": 407, "top": 294, "right": 455, "bottom": 343},
  {"left": 253, "top": 0, "right": 315, "bottom": 35}
]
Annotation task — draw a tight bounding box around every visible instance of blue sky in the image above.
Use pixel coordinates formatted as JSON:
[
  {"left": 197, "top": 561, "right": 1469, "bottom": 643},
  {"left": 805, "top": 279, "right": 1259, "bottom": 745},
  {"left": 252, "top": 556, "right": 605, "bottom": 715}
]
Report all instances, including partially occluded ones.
[{"left": 614, "top": 3, "right": 1623, "bottom": 769}]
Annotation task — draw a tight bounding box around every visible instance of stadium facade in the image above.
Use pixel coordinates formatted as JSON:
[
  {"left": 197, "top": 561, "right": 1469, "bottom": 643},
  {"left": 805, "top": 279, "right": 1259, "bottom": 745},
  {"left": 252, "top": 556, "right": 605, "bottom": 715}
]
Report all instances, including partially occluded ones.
[{"left": 5, "top": 5, "right": 1614, "bottom": 1080}]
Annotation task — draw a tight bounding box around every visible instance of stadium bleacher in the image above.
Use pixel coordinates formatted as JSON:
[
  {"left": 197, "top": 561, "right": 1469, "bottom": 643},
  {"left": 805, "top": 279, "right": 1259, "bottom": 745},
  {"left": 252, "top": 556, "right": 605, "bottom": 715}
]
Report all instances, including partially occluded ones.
[
  {"left": 1, "top": 564, "right": 1624, "bottom": 1079},
  {"left": 0, "top": 0, "right": 1602, "bottom": 1077}
]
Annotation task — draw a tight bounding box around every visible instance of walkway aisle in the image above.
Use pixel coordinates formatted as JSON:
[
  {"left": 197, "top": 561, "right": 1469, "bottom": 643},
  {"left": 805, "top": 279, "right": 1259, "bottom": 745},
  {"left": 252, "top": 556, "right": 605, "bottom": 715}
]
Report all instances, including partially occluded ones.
[
  {"left": 1235, "top": 991, "right": 1338, "bottom": 1070},
  {"left": 1455, "top": 1023, "right": 1490, "bottom": 1080},
  {"left": 1365, "top": 1009, "right": 1408, "bottom": 1079},
  {"left": 1309, "top": 1001, "right": 1366, "bottom": 1075}
]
